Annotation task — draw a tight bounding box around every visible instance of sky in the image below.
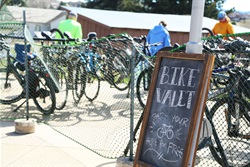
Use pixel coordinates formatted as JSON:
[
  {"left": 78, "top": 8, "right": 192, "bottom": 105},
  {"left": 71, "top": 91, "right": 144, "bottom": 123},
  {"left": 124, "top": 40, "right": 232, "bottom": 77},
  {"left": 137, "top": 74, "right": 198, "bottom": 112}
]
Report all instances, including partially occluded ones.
[{"left": 222, "top": 0, "right": 250, "bottom": 12}]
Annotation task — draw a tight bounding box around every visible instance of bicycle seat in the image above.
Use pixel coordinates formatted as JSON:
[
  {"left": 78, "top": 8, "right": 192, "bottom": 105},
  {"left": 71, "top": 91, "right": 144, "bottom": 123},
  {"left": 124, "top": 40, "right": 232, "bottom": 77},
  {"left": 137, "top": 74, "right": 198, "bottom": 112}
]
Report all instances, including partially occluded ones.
[
  {"left": 87, "top": 32, "right": 97, "bottom": 41},
  {"left": 41, "top": 31, "right": 52, "bottom": 40}
]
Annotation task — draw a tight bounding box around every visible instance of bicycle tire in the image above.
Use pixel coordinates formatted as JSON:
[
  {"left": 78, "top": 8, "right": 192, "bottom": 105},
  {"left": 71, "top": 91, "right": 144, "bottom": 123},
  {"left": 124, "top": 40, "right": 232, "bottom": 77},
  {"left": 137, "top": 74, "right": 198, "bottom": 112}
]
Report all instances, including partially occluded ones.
[
  {"left": 0, "top": 67, "right": 23, "bottom": 104},
  {"left": 84, "top": 71, "right": 100, "bottom": 102},
  {"left": 242, "top": 98, "right": 250, "bottom": 122},
  {"left": 33, "top": 71, "right": 56, "bottom": 115},
  {"left": 54, "top": 67, "right": 68, "bottom": 110},
  {"left": 211, "top": 72, "right": 230, "bottom": 90},
  {"left": 112, "top": 51, "right": 130, "bottom": 91},
  {"left": 209, "top": 97, "right": 250, "bottom": 167},
  {"left": 201, "top": 27, "right": 221, "bottom": 51},
  {"left": 136, "top": 68, "right": 153, "bottom": 108},
  {"left": 72, "top": 61, "right": 86, "bottom": 103},
  {"left": 202, "top": 27, "right": 214, "bottom": 37}
]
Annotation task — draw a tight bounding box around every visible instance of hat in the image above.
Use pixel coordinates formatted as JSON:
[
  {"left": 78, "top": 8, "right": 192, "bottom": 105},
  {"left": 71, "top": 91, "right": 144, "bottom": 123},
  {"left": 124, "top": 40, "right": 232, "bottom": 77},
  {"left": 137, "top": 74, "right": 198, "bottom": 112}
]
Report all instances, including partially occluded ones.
[
  {"left": 217, "top": 11, "right": 226, "bottom": 20},
  {"left": 69, "top": 11, "right": 78, "bottom": 17}
]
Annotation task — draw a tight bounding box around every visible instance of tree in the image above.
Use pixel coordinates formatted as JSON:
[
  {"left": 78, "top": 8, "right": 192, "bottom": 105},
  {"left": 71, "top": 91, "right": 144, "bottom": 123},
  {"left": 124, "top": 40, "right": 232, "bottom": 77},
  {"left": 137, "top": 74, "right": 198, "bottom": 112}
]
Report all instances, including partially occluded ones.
[
  {"left": 117, "top": 0, "right": 143, "bottom": 12},
  {"left": 86, "top": 0, "right": 227, "bottom": 19},
  {"left": 87, "top": 0, "right": 119, "bottom": 10},
  {"left": 5, "top": 0, "right": 26, "bottom": 6},
  {"left": 142, "top": 0, "right": 192, "bottom": 14},
  {"left": 0, "top": 0, "right": 10, "bottom": 10}
]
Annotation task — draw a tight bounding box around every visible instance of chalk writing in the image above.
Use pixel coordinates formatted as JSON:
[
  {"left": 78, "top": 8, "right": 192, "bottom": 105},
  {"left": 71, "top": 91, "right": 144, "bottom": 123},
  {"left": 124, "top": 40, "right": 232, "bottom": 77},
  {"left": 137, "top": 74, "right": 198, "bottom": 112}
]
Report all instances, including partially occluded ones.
[
  {"left": 156, "top": 89, "right": 196, "bottom": 109},
  {"left": 157, "top": 124, "right": 174, "bottom": 139},
  {"left": 159, "top": 66, "right": 200, "bottom": 87},
  {"left": 172, "top": 115, "right": 189, "bottom": 127},
  {"left": 137, "top": 55, "right": 207, "bottom": 167},
  {"left": 143, "top": 148, "right": 180, "bottom": 163}
]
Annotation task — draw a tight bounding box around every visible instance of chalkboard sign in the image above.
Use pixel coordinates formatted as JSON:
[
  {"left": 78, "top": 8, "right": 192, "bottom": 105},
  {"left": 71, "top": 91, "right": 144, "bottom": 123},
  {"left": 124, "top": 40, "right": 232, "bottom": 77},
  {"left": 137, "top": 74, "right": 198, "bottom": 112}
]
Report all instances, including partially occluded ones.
[{"left": 134, "top": 52, "right": 215, "bottom": 167}]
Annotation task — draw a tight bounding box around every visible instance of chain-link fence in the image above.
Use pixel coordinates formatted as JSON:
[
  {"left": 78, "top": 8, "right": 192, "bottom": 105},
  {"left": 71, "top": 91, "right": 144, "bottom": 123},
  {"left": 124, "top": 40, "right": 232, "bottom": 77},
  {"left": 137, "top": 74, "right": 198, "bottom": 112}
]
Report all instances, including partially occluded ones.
[{"left": 1, "top": 20, "right": 250, "bottom": 167}]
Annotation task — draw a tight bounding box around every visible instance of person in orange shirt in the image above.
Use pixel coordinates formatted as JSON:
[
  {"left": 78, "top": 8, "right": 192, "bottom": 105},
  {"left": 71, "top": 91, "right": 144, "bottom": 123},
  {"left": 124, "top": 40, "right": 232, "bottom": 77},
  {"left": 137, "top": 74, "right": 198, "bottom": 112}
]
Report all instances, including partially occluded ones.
[{"left": 212, "top": 11, "right": 235, "bottom": 39}]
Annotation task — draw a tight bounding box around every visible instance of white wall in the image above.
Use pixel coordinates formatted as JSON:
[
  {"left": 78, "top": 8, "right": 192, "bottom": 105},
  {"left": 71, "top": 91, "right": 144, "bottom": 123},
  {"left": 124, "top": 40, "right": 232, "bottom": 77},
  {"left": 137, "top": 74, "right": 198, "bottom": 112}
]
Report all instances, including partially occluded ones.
[{"left": 27, "top": 15, "right": 66, "bottom": 37}]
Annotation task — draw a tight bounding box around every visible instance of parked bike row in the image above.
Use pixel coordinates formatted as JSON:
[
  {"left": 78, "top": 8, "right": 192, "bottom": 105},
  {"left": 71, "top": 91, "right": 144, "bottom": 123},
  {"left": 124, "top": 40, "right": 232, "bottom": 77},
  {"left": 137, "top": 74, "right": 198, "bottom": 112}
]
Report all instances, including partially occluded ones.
[{"left": 0, "top": 28, "right": 250, "bottom": 167}]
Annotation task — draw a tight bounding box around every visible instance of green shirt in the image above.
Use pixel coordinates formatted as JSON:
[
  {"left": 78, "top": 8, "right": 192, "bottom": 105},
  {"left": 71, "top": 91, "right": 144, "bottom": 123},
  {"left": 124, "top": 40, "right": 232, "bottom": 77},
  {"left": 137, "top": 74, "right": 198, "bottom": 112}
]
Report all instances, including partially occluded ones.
[{"left": 56, "top": 19, "right": 83, "bottom": 40}]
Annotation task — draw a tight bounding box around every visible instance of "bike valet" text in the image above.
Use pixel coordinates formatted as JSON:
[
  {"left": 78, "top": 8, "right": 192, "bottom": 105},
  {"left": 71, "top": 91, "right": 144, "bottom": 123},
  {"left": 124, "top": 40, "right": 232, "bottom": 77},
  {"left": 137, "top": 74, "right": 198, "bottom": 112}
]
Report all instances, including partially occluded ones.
[{"left": 156, "top": 66, "right": 200, "bottom": 109}]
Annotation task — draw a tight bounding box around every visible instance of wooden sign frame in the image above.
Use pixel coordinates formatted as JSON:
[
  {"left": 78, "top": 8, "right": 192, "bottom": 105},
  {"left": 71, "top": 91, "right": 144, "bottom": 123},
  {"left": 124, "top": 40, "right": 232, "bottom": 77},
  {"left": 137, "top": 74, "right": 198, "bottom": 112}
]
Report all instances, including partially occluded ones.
[{"left": 134, "top": 51, "right": 215, "bottom": 167}]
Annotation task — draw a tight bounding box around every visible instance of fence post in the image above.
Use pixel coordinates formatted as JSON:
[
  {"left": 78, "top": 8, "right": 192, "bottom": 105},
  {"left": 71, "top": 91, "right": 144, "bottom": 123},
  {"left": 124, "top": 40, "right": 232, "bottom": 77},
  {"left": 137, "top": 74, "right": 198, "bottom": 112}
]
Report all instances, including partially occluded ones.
[
  {"left": 186, "top": 0, "right": 211, "bottom": 166},
  {"left": 129, "top": 44, "right": 136, "bottom": 161},
  {"left": 186, "top": 0, "right": 204, "bottom": 54},
  {"left": 23, "top": 10, "right": 29, "bottom": 120}
]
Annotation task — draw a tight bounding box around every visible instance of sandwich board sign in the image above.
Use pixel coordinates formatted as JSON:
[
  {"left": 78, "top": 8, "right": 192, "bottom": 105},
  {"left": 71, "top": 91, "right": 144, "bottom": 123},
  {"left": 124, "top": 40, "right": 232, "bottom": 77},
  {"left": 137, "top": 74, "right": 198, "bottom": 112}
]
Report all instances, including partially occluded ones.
[{"left": 134, "top": 51, "right": 214, "bottom": 167}]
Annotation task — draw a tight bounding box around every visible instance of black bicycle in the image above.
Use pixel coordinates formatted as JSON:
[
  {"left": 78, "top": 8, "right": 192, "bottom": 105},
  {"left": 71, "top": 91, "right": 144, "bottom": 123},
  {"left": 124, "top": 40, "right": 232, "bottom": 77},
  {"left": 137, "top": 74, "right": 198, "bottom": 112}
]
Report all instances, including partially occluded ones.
[
  {"left": 0, "top": 36, "right": 56, "bottom": 115},
  {"left": 206, "top": 66, "right": 250, "bottom": 167}
]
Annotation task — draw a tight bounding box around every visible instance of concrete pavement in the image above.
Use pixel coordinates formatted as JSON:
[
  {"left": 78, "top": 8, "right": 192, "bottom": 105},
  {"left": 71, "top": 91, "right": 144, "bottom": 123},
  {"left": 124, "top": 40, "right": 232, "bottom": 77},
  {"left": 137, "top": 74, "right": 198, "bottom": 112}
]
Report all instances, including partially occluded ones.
[{"left": 1, "top": 120, "right": 118, "bottom": 167}]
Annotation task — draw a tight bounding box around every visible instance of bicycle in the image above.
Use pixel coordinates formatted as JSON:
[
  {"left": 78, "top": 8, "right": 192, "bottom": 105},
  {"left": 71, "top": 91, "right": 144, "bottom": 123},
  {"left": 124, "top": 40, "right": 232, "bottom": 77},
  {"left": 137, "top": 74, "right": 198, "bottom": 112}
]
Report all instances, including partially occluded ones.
[
  {"left": 0, "top": 36, "right": 56, "bottom": 115},
  {"left": 73, "top": 45, "right": 101, "bottom": 103},
  {"left": 41, "top": 44, "right": 69, "bottom": 110},
  {"left": 59, "top": 31, "right": 101, "bottom": 103},
  {"left": 93, "top": 34, "right": 132, "bottom": 91},
  {"left": 205, "top": 66, "right": 250, "bottom": 167},
  {"left": 40, "top": 29, "right": 73, "bottom": 110}
]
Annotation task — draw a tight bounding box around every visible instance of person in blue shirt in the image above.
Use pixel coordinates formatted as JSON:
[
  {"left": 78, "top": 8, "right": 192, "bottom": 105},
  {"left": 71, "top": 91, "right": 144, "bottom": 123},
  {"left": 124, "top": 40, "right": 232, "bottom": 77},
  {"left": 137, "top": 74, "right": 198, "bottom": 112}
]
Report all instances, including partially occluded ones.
[{"left": 147, "top": 20, "right": 171, "bottom": 56}]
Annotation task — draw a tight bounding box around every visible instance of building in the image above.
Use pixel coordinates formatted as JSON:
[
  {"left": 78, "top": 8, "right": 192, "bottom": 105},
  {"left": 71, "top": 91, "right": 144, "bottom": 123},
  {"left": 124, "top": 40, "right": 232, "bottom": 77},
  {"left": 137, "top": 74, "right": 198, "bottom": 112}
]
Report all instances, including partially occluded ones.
[
  {"left": 5, "top": 6, "right": 250, "bottom": 44},
  {"left": 60, "top": 6, "right": 250, "bottom": 45},
  {"left": 6, "top": 6, "right": 67, "bottom": 37}
]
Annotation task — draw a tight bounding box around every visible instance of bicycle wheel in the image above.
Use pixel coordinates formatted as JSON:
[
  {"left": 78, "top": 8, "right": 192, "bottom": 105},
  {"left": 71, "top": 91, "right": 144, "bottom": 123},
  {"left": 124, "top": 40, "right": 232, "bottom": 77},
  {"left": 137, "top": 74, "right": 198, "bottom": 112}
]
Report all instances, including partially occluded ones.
[
  {"left": 111, "top": 52, "right": 130, "bottom": 91},
  {"left": 202, "top": 27, "right": 214, "bottom": 37},
  {"left": 136, "top": 68, "right": 153, "bottom": 108},
  {"left": 0, "top": 67, "right": 23, "bottom": 104},
  {"left": 33, "top": 71, "right": 56, "bottom": 115},
  {"left": 209, "top": 97, "right": 250, "bottom": 167},
  {"left": 84, "top": 71, "right": 100, "bottom": 102},
  {"left": 211, "top": 71, "right": 230, "bottom": 90},
  {"left": 202, "top": 27, "right": 219, "bottom": 50},
  {"left": 72, "top": 61, "right": 86, "bottom": 103},
  {"left": 54, "top": 67, "right": 68, "bottom": 110}
]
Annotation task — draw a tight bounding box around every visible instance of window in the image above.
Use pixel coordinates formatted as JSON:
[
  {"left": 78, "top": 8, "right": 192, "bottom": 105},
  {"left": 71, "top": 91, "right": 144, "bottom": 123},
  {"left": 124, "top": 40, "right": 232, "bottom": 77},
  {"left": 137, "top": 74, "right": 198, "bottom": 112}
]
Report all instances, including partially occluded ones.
[{"left": 35, "top": 25, "right": 41, "bottom": 31}]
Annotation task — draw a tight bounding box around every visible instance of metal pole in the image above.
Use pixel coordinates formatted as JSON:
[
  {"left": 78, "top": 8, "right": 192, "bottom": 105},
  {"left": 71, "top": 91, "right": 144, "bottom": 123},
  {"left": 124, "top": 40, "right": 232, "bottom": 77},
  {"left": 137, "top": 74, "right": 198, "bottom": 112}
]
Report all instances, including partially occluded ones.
[
  {"left": 186, "top": 0, "right": 205, "bottom": 166},
  {"left": 129, "top": 45, "right": 136, "bottom": 161},
  {"left": 23, "top": 10, "right": 29, "bottom": 120},
  {"left": 186, "top": 0, "right": 205, "bottom": 54}
]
